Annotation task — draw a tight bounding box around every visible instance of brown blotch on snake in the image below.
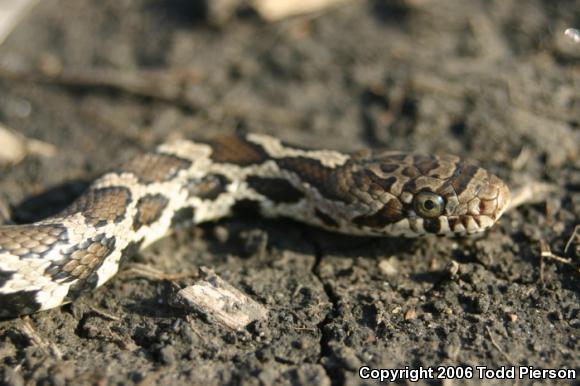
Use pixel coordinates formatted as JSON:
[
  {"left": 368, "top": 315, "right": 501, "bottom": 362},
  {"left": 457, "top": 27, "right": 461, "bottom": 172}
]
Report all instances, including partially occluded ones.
[
  {"left": 133, "top": 194, "right": 170, "bottom": 230},
  {"left": 62, "top": 187, "right": 131, "bottom": 227},
  {"left": 246, "top": 176, "right": 305, "bottom": 204},
  {"left": 45, "top": 234, "right": 116, "bottom": 283},
  {"left": 207, "top": 135, "right": 268, "bottom": 165},
  {"left": 170, "top": 206, "right": 196, "bottom": 228},
  {"left": 276, "top": 157, "right": 352, "bottom": 203},
  {"left": 187, "top": 174, "right": 230, "bottom": 200},
  {"left": 120, "top": 152, "right": 192, "bottom": 183},
  {"left": 231, "top": 199, "right": 262, "bottom": 217}
]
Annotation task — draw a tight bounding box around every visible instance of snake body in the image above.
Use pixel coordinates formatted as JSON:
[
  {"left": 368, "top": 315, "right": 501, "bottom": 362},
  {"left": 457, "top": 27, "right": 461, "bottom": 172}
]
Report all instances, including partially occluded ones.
[{"left": 0, "top": 133, "right": 510, "bottom": 317}]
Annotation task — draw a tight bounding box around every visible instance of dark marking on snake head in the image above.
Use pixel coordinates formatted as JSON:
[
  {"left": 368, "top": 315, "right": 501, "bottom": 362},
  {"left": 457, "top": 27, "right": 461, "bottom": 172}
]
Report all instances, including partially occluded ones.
[
  {"left": 448, "top": 162, "right": 481, "bottom": 197},
  {"left": 315, "top": 209, "right": 339, "bottom": 228},
  {"left": 0, "top": 290, "right": 42, "bottom": 318},
  {"left": 448, "top": 217, "right": 461, "bottom": 230},
  {"left": 352, "top": 171, "right": 397, "bottom": 201},
  {"left": 232, "top": 199, "right": 262, "bottom": 217},
  {"left": 170, "top": 206, "right": 195, "bottom": 228},
  {"left": 417, "top": 160, "right": 440, "bottom": 176},
  {"left": 423, "top": 218, "right": 441, "bottom": 234},
  {"left": 133, "top": 194, "right": 170, "bottom": 231},
  {"left": 246, "top": 176, "right": 305, "bottom": 204},
  {"left": 61, "top": 186, "right": 132, "bottom": 227},
  {"left": 353, "top": 199, "right": 404, "bottom": 228},
  {"left": 207, "top": 135, "right": 268, "bottom": 165},
  {"left": 379, "top": 164, "right": 400, "bottom": 174},
  {"left": 410, "top": 155, "right": 441, "bottom": 176},
  {"left": 0, "top": 224, "right": 68, "bottom": 260},
  {"left": 120, "top": 152, "right": 192, "bottom": 184},
  {"left": 402, "top": 166, "right": 420, "bottom": 178},
  {"left": 46, "top": 234, "right": 116, "bottom": 284},
  {"left": 188, "top": 174, "right": 230, "bottom": 200}
]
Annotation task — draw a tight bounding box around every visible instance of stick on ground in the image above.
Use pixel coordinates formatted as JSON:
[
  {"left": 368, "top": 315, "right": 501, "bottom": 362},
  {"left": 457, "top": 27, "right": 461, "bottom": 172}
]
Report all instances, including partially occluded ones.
[{"left": 172, "top": 267, "right": 268, "bottom": 330}]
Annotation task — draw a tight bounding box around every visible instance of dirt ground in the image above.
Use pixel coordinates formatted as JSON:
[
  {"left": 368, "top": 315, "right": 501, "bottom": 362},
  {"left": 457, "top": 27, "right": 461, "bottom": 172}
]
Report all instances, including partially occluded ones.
[{"left": 0, "top": 0, "right": 578, "bottom": 385}]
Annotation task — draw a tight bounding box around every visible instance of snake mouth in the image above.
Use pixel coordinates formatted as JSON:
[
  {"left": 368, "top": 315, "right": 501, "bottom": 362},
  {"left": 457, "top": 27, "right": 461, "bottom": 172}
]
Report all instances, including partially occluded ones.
[
  {"left": 437, "top": 177, "right": 511, "bottom": 236},
  {"left": 475, "top": 177, "right": 511, "bottom": 222},
  {"left": 446, "top": 214, "right": 494, "bottom": 235},
  {"left": 455, "top": 172, "right": 511, "bottom": 222},
  {"left": 451, "top": 177, "right": 511, "bottom": 236}
]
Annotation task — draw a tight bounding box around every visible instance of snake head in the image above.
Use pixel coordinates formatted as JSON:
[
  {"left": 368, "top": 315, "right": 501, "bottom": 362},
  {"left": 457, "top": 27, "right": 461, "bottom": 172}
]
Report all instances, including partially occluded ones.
[
  {"left": 414, "top": 163, "right": 511, "bottom": 236},
  {"left": 350, "top": 152, "right": 510, "bottom": 237}
]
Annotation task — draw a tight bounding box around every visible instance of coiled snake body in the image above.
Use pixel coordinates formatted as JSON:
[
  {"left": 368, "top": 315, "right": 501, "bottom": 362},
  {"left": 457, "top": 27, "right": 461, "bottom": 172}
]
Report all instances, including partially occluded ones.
[{"left": 0, "top": 133, "right": 510, "bottom": 317}]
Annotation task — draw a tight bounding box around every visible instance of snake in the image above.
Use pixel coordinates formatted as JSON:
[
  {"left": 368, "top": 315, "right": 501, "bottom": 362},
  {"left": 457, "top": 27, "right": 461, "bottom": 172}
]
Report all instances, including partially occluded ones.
[{"left": 0, "top": 133, "right": 510, "bottom": 318}]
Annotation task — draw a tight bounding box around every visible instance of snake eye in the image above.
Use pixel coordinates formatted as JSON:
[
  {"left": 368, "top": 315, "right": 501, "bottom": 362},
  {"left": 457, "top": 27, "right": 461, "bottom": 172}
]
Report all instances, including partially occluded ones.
[{"left": 413, "top": 191, "right": 445, "bottom": 218}]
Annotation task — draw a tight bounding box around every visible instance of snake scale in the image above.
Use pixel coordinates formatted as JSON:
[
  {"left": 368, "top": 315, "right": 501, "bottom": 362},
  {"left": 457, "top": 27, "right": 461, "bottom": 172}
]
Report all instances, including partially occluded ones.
[{"left": 0, "top": 133, "right": 510, "bottom": 318}]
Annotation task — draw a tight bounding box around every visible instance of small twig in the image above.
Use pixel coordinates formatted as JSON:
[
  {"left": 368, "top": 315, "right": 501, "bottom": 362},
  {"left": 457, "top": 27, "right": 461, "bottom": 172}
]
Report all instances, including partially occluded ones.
[
  {"left": 89, "top": 306, "right": 121, "bottom": 322},
  {"left": 539, "top": 240, "right": 547, "bottom": 283},
  {"left": 185, "top": 315, "right": 206, "bottom": 342},
  {"left": 292, "top": 326, "right": 317, "bottom": 332},
  {"left": 564, "top": 225, "right": 579, "bottom": 256},
  {"left": 0, "top": 67, "right": 199, "bottom": 107},
  {"left": 121, "top": 263, "right": 199, "bottom": 281},
  {"left": 539, "top": 239, "right": 579, "bottom": 274},
  {"left": 19, "top": 319, "right": 62, "bottom": 360},
  {"left": 485, "top": 326, "right": 515, "bottom": 365}
]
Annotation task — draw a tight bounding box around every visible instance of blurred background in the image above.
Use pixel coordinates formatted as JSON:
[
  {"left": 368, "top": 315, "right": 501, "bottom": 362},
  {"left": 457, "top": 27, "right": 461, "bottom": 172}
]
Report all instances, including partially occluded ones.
[{"left": 0, "top": 1, "right": 578, "bottom": 385}]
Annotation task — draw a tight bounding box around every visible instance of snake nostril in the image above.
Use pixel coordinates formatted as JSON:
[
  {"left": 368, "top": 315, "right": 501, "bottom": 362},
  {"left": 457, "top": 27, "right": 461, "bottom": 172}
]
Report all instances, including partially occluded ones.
[{"left": 479, "top": 200, "right": 486, "bottom": 213}]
